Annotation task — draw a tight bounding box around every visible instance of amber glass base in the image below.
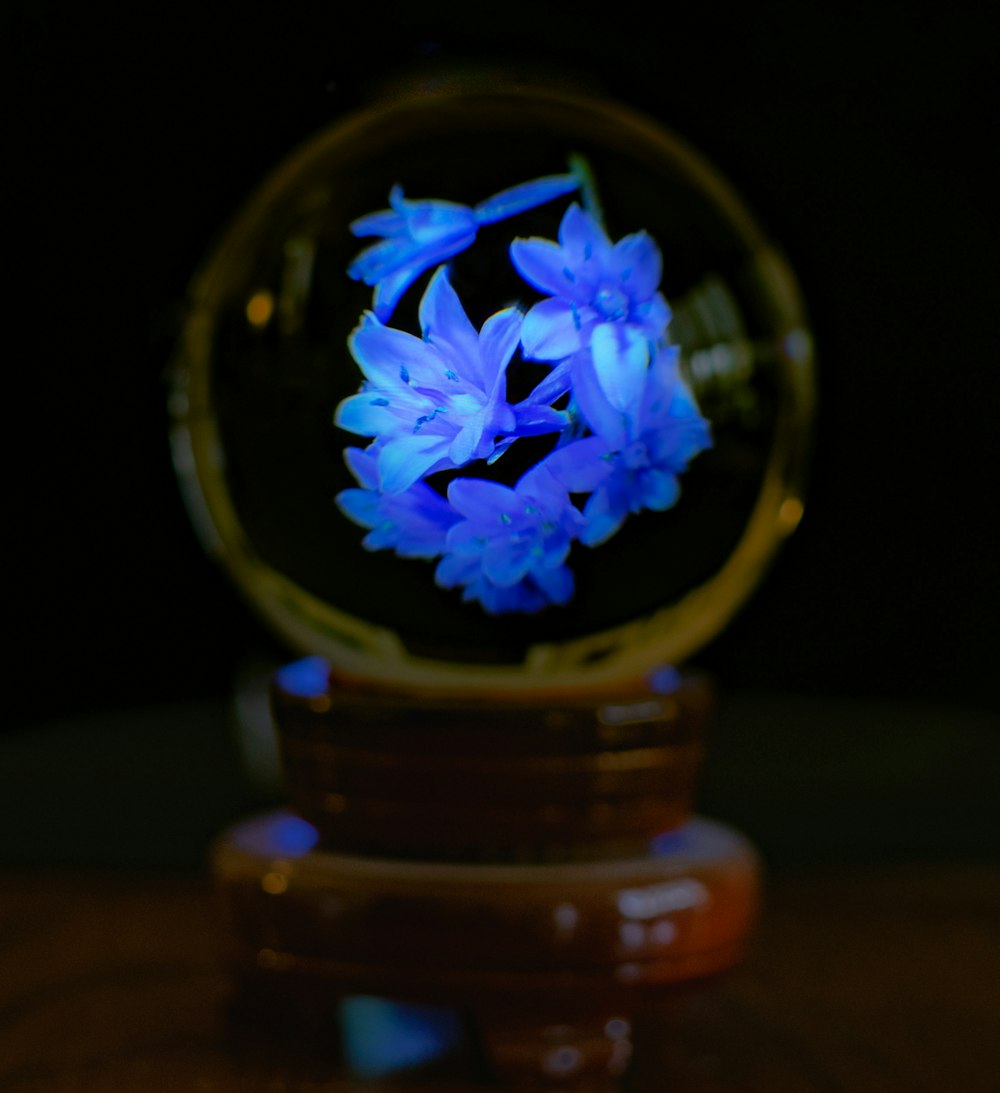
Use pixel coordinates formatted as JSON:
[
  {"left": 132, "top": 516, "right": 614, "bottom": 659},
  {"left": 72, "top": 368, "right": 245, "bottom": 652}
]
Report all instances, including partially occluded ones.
[
  {"left": 270, "top": 657, "right": 714, "bottom": 863},
  {"left": 214, "top": 660, "right": 760, "bottom": 1086},
  {"left": 214, "top": 811, "right": 759, "bottom": 1086}
]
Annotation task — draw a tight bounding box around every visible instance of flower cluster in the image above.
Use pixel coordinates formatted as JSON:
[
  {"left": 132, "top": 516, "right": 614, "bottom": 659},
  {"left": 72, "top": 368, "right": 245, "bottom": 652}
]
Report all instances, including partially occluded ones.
[{"left": 336, "top": 169, "right": 711, "bottom": 614}]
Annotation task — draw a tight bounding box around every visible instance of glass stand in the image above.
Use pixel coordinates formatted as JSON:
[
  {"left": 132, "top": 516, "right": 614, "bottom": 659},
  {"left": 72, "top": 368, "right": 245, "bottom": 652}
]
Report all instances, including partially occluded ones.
[
  {"left": 215, "top": 811, "right": 757, "bottom": 1086},
  {"left": 212, "top": 660, "right": 760, "bottom": 1087}
]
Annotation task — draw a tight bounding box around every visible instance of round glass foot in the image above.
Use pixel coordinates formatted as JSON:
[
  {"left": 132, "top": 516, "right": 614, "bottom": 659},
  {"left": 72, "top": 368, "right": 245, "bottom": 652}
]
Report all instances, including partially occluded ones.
[{"left": 214, "top": 810, "right": 758, "bottom": 1085}]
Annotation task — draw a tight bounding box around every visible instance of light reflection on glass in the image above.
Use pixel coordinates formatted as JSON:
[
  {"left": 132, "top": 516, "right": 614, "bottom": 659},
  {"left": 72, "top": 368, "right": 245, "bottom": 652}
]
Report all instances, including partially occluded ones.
[
  {"left": 552, "top": 901, "right": 580, "bottom": 941},
  {"left": 261, "top": 870, "right": 289, "bottom": 895},
  {"left": 649, "top": 823, "right": 695, "bottom": 856},
  {"left": 619, "top": 921, "right": 646, "bottom": 949},
  {"left": 650, "top": 919, "right": 677, "bottom": 945},
  {"left": 339, "top": 994, "right": 464, "bottom": 1078},
  {"left": 604, "top": 1017, "right": 631, "bottom": 1040},
  {"left": 617, "top": 877, "right": 708, "bottom": 919},
  {"left": 783, "top": 327, "right": 813, "bottom": 364},
  {"left": 543, "top": 1044, "right": 583, "bottom": 1077},
  {"left": 278, "top": 237, "right": 316, "bottom": 334},
  {"left": 245, "top": 289, "right": 274, "bottom": 328},
  {"left": 779, "top": 496, "right": 805, "bottom": 533}
]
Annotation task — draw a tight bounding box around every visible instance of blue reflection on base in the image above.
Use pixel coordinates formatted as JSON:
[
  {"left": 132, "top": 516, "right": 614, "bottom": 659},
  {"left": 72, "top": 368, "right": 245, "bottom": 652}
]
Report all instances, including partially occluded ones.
[
  {"left": 273, "top": 656, "right": 330, "bottom": 698},
  {"left": 268, "top": 813, "right": 320, "bottom": 856},
  {"left": 646, "top": 664, "right": 682, "bottom": 694},
  {"left": 649, "top": 816, "right": 745, "bottom": 862},
  {"left": 229, "top": 811, "right": 320, "bottom": 858},
  {"left": 649, "top": 822, "right": 696, "bottom": 857},
  {"left": 339, "top": 995, "right": 465, "bottom": 1078}
]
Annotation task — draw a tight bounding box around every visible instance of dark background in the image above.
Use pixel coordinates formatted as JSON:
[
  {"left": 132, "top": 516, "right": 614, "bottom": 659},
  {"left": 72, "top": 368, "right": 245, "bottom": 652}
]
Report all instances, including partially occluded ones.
[{"left": 9, "top": 1, "right": 998, "bottom": 731}]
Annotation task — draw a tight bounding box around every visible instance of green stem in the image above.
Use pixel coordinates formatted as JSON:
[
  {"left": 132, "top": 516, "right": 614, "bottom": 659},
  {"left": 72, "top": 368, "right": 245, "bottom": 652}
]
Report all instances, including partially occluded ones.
[{"left": 568, "top": 153, "right": 604, "bottom": 226}]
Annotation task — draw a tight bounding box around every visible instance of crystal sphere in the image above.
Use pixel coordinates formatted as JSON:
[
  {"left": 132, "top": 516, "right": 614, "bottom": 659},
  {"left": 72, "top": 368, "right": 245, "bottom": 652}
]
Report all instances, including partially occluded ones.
[{"left": 170, "top": 80, "right": 814, "bottom": 693}]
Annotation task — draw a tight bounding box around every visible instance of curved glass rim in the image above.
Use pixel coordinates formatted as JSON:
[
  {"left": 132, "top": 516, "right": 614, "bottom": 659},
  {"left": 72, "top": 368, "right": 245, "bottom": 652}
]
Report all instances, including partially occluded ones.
[{"left": 169, "top": 82, "right": 815, "bottom": 696}]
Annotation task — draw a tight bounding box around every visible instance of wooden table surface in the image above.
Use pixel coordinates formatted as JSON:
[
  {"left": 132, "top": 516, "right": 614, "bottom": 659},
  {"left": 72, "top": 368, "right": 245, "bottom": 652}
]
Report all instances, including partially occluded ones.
[
  {"left": 3, "top": 691, "right": 998, "bottom": 1089},
  {"left": 3, "top": 860, "right": 998, "bottom": 1092}
]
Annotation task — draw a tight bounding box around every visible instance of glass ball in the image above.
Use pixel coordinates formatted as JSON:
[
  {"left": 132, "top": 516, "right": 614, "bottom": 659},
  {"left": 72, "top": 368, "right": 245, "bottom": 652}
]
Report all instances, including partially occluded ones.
[{"left": 170, "top": 80, "right": 814, "bottom": 693}]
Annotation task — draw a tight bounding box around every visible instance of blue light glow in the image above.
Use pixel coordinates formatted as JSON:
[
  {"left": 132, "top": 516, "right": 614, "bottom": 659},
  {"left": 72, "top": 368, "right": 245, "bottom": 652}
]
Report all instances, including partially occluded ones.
[
  {"left": 647, "top": 665, "right": 682, "bottom": 694},
  {"left": 273, "top": 656, "right": 330, "bottom": 698},
  {"left": 649, "top": 823, "right": 696, "bottom": 857},
  {"left": 229, "top": 811, "right": 320, "bottom": 858},
  {"left": 339, "top": 994, "right": 465, "bottom": 1078},
  {"left": 268, "top": 813, "right": 320, "bottom": 856}
]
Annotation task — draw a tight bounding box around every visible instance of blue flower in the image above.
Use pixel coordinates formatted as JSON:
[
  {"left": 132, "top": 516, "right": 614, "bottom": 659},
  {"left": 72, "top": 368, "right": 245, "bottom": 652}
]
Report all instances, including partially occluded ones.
[
  {"left": 336, "top": 164, "right": 713, "bottom": 617},
  {"left": 337, "top": 268, "right": 567, "bottom": 492},
  {"left": 511, "top": 204, "right": 672, "bottom": 422},
  {"left": 349, "top": 174, "right": 580, "bottom": 321},
  {"left": 434, "top": 465, "right": 585, "bottom": 614},
  {"left": 545, "top": 346, "right": 712, "bottom": 546},
  {"left": 335, "top": 446, "right": 459, "bottom": 557},
  {"left": 336, "top": 268, "right": 557, "bottom": 494}
]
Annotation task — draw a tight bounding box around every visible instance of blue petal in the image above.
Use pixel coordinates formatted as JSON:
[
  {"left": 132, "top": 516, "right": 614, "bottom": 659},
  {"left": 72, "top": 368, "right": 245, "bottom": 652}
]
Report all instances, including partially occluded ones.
[
  {"left": 448, "top": 413, "right": 491, "bottom": 466},
  {"left": 474, "top": 173, "right": 579, "bottom": 225},
  {"left": 557, "top": 204, "right": 613, "bottom": 272},
  {"left": 634, "top": 292, "right": 672, "bottom": 340},
  {"left": 335, "top": 392, "right": 397, "bottom": 437},
  {"left": 435, "top": 550, "right": 478, "bottom": 587},
  {"left": 483, "top": 539, "right": 533, "bottom": 587},
  {"left": 443, "top": 520, "right": 488, "bottom": 559},
  {"left": 371, "top": 263, "right": 425, "bottom": 322},
  {"left": 486, "top": 436, "right": 518, "bottom": 464},
  {"left": 580, "top": 482, "right": 629, "bottom": 546},
  {"left": 540, "top": 437, "right": 614, "bottom": 492},
  {"left": 478, "top": 307, "right": 523, "bottom": 393},
  {"left": 572, "top": 348, "right": 628, "bottom": 449},
  {"left": 516, "top": 462, "right": 576, "bottom": 517},
  {"left": 521, "top": 298, "right": 582, "bottom": 361},
  {"left": 343, "top": 446, "right": 379, "bottom": 490},
  {"left": 385, "top": 500, "right": 457, "bottom": 557},
  {"left": 538, "top": 529, "right": 574, "bottom": 569},
  {"left": 609, "top": 231, "right": 663, "bottom": 300},
  {"left": 348, "top": 237, "right": 419, "bottom": 283},
  {"left": 652, "top": 412, "right": 712, "bottom": 470},
  {"left": 370, "top": 234, "right": 473, "bottom": 321},
  {"left": 475, "top": 578, "right": 542, "bottom": 615},
  {"left": 349, "top": 321, "right": 444, "bottom": 392},
  {"left": 510, "top": 238, "right": 583, "bottom": 300},
  {"left": 349, "top": 204, "right": 407, "bottom": 238},
  {"left": 638, "top": 468, "right": 681, "bottom": 511},
  {"left": 362, "top": 526, "right": 398, "bottom": 551},
  {"left": 519, "top": 357, "right": 572, "bottom": 407},
  {"left": 378, "top": 434, "right": 453, "bottom": 493},
  {"left": 419, "top": 267, "right": 481, "bottom": 375},
  {"left": 641, "top": 344, "right": 682, "bottom": 414},
  {"left": 531, "top": 563, "right": 574, "bottom": 605},
  {"left": 335, "top": 487, "right": 379, "bottom": 528},
  {"left": 404, "top": 200, "right": 477, "bottom": 245},
  {"left": 511, "top": 402, "right": 568, "bottom": 438},
  {"left": 590, "top": 323, "right": 650, "bottom": 414},
  {"left": 447, "top": 478, "right": 516, "bottom": 522}
]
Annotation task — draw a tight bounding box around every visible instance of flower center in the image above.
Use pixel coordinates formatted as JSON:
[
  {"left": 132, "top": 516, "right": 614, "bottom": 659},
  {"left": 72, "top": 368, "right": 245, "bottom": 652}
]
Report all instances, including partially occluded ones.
[
  {"left": 593, "top": 285, "right": 630, "bottom": 321},
  {"left": 622, "top": 440, "right": 649, "bottom": 469}
]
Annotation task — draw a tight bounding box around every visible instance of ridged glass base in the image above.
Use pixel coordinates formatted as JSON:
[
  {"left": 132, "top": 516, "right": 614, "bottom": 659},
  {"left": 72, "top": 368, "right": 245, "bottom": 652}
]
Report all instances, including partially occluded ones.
[{"left": 214, "top": 810, "right": 759, "bottom": 1086}]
